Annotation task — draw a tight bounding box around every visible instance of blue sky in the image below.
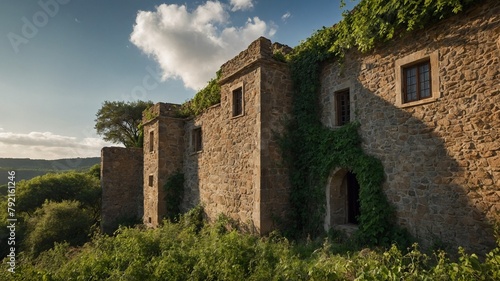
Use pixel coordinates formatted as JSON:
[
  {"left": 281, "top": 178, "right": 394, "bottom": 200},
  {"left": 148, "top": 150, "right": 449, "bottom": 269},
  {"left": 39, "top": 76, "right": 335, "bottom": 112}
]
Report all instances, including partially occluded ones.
[{"left": 0, "top": 0, "right": 357, "bottom": 160}]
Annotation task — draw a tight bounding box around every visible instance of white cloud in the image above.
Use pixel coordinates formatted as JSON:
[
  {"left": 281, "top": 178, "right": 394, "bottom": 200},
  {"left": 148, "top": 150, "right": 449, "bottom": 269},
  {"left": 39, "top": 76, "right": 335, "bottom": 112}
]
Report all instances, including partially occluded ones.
[
  {"left": 0, "top": 131, "right": 115, "bottom": 160},
  {"left": 130, "top": 0, "right": 273, "bottom": 90},
  {"left": 230, "top": 0, "right": 254, "bottom": 11},
  {"left": 281, "top": 12, "right": 291, "bottom": 22}
]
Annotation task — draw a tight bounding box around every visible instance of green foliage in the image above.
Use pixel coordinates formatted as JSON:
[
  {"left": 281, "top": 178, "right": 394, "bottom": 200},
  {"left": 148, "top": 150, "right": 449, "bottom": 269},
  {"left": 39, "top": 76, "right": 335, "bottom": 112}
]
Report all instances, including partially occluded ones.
[
  {"left": 16, "top": 171, "right": 100, "bottom": 217},
  {"left": 0, "top": 170, "right": 100, "bottom": 259},
  {"left": 176, "top": 72, "right": 221, "bottom": 117},
  {"left": 3, "top": 208, "right": 500, "bottom": 280},
  {"left": 163, "top": 171, "right": 185, "bottom": 221},
  {"left": 87, "top": 163, "right": 100, "bottom": 180},
  {"left": 24, "top": 200, "right": 94, "bottom": 257},
  {"left": 282, "top": 0, "right": 476, "bottom": 244},
  {"left": 95, "top": 100, "right": 154, "bottom": 147},
  {"left": 332, "top": 0, "right": 476, "bottom": 55}
]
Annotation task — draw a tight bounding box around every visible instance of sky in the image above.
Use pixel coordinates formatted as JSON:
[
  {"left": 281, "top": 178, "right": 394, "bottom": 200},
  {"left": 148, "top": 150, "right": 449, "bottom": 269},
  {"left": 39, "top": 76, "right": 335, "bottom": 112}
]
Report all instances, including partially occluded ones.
[{"left": 0, "top": 0, "right": 357, "bottom": 160}]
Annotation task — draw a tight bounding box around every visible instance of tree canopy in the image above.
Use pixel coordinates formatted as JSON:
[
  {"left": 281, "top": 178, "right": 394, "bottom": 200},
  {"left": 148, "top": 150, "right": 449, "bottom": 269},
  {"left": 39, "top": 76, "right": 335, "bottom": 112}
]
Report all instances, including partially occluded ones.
[{"left": 95, "top": 100, "right": 153, "bottom": 148}]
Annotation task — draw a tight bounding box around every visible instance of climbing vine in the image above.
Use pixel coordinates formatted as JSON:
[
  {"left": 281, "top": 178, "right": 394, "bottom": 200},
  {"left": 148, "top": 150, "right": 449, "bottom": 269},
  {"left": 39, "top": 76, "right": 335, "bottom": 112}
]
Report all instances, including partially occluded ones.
[
  {"left": 282, "top": 0, "right": 476, "bottom": 245},
  {"left": 176, "top": 71, "right": 221, "bottom": 118},
  {"left": 163, "top": 171, "right": 185, "bottom": 221}
]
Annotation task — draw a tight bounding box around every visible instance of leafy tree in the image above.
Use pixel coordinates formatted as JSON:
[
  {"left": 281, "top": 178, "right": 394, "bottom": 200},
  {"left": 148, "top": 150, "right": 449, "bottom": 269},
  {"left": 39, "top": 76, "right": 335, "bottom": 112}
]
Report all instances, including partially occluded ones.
[
  {"left": 95, "top": 100, "right": 153, "bottom": 147},
  {"left": 24, "top": 200, "right": 94, "bottom": 257}
]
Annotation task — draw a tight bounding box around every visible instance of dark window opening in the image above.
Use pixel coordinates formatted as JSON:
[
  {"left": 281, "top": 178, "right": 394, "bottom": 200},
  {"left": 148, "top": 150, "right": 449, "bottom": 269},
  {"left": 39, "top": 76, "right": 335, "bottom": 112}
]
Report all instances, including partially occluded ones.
[
  {"left": 403, "top": 60, "right": 431, "bottom": 103},
  {"left": 346, "top": 172, "right": 360, "bottom": 224},
  {"left": 149, "top": 131, "right": 154, "bottom": 152},
  {"left": 192, "top": 128, "right": 202, "bottom": 152},
  {"left": 232, "top": 87, "right": 243, "bottom": 117},
  {"left": 148, "top": 175, "right": 154, "bottom": 187},
  {"left": 336, "top": 90, "right": 350, "bottom": 126}
]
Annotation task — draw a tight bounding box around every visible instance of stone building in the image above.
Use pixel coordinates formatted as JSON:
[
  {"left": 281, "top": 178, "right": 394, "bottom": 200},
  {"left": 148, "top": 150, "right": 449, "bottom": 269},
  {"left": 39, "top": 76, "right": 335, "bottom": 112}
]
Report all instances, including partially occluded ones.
[
  {"left": 102, "top": 0, "right": 499, "bottom": 254},
  {"left": 320, "top": 0, "right": 499, "bottom": 253}
]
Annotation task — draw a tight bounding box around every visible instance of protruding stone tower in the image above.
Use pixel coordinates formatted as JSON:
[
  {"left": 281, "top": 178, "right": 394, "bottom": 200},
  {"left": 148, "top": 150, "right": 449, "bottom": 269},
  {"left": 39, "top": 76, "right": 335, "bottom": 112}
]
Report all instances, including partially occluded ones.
[
  {"left": 101, "top": 147, "right": 143, "bottom": 233},
  {"left": 142, "top": 103, "right": 184, "bottom": 227},
  {"left": 182, "top": 37, "right": 294, "bottom": 234}
]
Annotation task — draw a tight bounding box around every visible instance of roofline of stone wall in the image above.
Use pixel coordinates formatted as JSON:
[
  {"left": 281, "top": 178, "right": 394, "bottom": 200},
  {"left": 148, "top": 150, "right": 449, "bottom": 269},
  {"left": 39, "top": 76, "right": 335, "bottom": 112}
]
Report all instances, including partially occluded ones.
[
  {"left": 142, "top": 114, "right": 186, "bottom": 127},
  {"left": 219, "top": 57, "right": 288, "bottom": 85}
]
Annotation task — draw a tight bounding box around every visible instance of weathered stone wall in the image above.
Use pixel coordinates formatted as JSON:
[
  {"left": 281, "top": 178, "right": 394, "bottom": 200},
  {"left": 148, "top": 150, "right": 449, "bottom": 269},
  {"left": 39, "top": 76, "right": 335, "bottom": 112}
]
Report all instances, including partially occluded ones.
[
  {"left": 101, "top": 147, "right": 143, "bottom": 233},
  {"left": 183, "top": 37, "right": 292, "bottom": 233},
  {"left": 143, "top": 103, "right": 184, "bottom": 227},
  {"left": 320, "top": 0, "right": 499, "bottom": 253},
  {"left": 183, "top": 69, "right": 261, "bottom": 231},
  {"left": 259, "top": 58, "right": 293, "bottom": 233}
]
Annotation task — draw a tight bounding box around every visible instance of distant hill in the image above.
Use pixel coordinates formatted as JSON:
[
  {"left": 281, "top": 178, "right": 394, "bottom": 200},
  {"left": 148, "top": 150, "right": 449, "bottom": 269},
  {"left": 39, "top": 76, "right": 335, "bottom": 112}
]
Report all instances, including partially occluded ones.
[{"left": 0, "top": 157, "right": 100, "bottom": 186}]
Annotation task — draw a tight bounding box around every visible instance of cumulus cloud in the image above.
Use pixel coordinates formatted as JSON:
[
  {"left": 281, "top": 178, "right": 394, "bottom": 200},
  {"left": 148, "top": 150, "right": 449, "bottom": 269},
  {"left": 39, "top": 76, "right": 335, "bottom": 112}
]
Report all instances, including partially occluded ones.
[
  {"left": 0, "top": 131, "right": 114, "bottom": 160},
  {"left": 130, "top": 0, "right": 274, "bottom": 90},
  {"left": 230, "top": 0, "right": 254, "bottom": 11}
]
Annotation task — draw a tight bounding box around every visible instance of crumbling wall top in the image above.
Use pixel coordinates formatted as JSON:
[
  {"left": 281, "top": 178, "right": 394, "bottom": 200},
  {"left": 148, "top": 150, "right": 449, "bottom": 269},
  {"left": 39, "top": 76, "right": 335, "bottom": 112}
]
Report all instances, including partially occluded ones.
[
  {"left": 219, "top": 37, "right": 292, "bottom": 83},
  {"left": 143, "top": 102, "right": 181, "bottom": 124}
]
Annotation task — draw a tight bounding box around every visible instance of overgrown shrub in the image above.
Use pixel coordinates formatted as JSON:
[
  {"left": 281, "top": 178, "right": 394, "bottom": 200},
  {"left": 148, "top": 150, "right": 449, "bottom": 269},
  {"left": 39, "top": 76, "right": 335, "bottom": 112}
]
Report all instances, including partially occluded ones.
[
  {"left": 24, "top": 200, "right": 94, "bottom": 257},
  {"left": 3, "top": 207, "right": 499, "bottom": 280}
]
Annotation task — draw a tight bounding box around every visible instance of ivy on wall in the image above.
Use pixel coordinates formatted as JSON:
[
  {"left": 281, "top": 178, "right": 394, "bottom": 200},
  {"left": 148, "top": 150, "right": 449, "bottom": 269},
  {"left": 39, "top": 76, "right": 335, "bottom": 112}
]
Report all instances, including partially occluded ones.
[
  {"left": 176, "top": 71, "right": 222, "bottom": 118},
  {"left": 163, "top": 171, "right": 185, "bottom": 221},
  {"left": 282, "top": 0, "right": 477, "bottom": 245}
]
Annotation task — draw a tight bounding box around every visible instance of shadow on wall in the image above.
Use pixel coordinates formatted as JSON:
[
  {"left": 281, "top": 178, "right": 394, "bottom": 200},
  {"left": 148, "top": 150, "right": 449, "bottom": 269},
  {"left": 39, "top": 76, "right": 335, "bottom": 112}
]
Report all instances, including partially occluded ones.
[
  {"left": 182, "top": 121, "right": 201, "bottom": 217},
  {"left": 322, "top": 1, "right": 499, "bottom": 254}
]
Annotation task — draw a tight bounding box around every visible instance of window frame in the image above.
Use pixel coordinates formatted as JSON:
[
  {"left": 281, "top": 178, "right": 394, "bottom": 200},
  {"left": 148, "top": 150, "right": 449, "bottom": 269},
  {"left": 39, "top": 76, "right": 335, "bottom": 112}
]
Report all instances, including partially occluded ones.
[
  {"left": 191, "top": 127, "right": 202, "bottom": 153},
  {"left": 335, "top": 89, "right": 351, "bottom": 126},
  {"left": 148, "top": 174, "right": 154, "bottom": 187},
  {"left": 231, "top": 82, "right": 244, "bottom": 118},
  {"left": 402, "top": 60, "right": 432, "bottom": 103},
  {"left": 395, "top": 50, "right": 440, "bottom": 108},
  {"left": 148, "top": 130, "right": 155, "bottom": 153}
]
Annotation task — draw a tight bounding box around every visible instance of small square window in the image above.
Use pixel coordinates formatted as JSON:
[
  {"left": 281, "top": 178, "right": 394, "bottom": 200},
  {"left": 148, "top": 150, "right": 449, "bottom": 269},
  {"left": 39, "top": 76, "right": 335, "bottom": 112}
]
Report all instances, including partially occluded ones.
[
  {"left": 395, "top": 50, "right": 439, "bottom": 108},
  {"left": 335, "top": 89, "right": 350, "bottom": 126},
  {"left": 232, "top": 87, "right": 243, "bottom": 117},
  {"left": 192, "top": 127, "right": 202, "bottom": 152},
  {"left": 149, "top": 131, "right": 154, "bottom": 152},
  {"left": 403, "top": 60, "right": 431, "bottom": 103},
  {"left": 148, "top": 175, "right": 154, "bottom": 187}
]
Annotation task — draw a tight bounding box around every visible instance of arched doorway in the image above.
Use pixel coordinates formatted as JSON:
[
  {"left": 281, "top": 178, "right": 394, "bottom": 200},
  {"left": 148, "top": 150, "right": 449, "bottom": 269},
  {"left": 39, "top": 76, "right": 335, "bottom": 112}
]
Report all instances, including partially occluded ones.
[{"left": 324, "top": 168, "right": 361, "bottom": 231}]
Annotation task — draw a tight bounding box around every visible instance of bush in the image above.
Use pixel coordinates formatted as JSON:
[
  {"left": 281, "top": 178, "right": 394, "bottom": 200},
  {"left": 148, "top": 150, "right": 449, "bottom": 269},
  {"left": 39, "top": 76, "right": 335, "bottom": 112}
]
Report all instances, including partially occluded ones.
[
  {"left": 24, "top": 200, "right": 94, "bottom": 257},
  {"left": 16, "top": 171, "right": 100, "bottom": 216},
  {"left": 3, "top": 206, "right": 499, "bottom": 281}
]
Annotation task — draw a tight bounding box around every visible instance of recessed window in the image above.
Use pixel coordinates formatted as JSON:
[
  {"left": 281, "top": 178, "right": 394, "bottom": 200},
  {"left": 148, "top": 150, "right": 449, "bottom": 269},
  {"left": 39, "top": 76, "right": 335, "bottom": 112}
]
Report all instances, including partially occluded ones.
[
  {"left": 149, "top": 131, "right": 154, "bottom": 152},
  {"left": 335, "top": 89, "right": 350, "bottom": 126},
  {"left": 403, "top": 60, "right": 431, "bottom": 103},
  {"left": 148, "top": 175, "right": 154, "bottom": 187},
  {"left": 395, "top": 50, "right": 440, "bottom": 108},
  {"left": 192, "top": 127, "right": 202, "bottom": 152},
  {"left": 232, "top": 87, "right": 243, "bottom": 117}
]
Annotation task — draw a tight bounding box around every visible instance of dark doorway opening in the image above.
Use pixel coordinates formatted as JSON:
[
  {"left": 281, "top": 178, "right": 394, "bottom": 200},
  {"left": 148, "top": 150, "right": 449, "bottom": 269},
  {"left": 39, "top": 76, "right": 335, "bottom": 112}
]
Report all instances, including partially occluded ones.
[{"left": 346, "top": 172, "right": 361, "bottom": 224}]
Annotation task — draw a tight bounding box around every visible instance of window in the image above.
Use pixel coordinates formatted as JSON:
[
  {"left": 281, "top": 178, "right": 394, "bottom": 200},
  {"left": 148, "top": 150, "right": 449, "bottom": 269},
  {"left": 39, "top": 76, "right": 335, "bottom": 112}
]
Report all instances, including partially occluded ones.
[
  {"left": 335, "top": 89, "right": 350, "bottom": 126},
  {"left": 148, "top": 175, "right": 154, "bottom": 187},
  {"left": 149, "top": 131, "right": 154, "bottom": 152},
  {"left": 192, "top": 127, "right": 202, "bottom": 152},
  {"left": 395, "top": 50, "right": 440, "bottom": 108},
  {"left": 403, "top": 60, "right": 431, "bottom": 103},
  {"left": 232, "top": 87, "right": 243, "bottom": 117}
]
